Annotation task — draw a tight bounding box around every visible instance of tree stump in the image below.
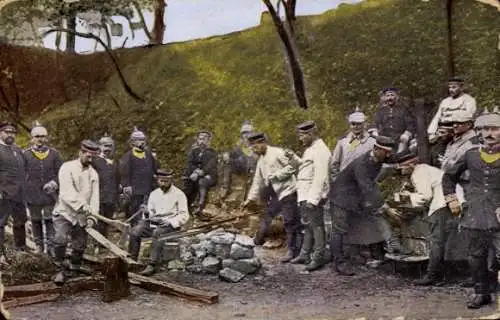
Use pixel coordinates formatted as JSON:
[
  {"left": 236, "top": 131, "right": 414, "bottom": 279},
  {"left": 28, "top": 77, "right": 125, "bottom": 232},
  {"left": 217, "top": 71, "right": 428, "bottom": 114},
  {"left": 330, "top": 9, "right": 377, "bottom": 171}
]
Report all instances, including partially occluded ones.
[{"left": 102, "top": 257, "right": 130, "bottom": 303}]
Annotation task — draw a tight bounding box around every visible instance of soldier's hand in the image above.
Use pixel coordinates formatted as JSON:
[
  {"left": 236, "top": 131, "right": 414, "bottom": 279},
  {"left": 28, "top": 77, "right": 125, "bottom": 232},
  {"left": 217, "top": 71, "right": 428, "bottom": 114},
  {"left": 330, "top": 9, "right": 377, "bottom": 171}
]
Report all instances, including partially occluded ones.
[
  {"left": 189, "top": 173, "right": 198, "bottom": 181},
  {"left": 123, "top": 186, "right": 133, "bottom": 196},
  {"left": 445, "top": 195, "right": 461, "bottom": 216}
]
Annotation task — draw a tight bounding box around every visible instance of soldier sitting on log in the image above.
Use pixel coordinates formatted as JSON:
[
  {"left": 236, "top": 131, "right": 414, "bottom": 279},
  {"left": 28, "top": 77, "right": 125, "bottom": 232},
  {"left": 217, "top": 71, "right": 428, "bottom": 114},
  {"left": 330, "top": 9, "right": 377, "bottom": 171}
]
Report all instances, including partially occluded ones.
[
  {"left": 0, "top": 121, "right": 27, "bottom": 259},
  {"left": 23, "top": 121, "right": 63, "bottom": 256},
  {"left": 52, "top": 140, "right": 100, "bottom": 285},
  {"left": 442, "top": 108, "right": 500, "bottom": 309},
  {"left": 128, "top": 169, "right": 189, "bottom": 276},
  {"left": 242, "top": 132, "right": 302, "bottom": 263},
  {"left": 182, "top": 130, "right": 218, "bottom": 222}
]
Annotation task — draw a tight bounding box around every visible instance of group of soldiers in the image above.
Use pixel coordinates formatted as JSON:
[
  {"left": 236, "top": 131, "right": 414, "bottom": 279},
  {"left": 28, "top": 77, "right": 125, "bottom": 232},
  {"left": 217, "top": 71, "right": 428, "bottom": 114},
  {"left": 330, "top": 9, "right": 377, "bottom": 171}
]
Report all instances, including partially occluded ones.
[{"left": 0, "top": 76, "right": 497, "bottom": 310}]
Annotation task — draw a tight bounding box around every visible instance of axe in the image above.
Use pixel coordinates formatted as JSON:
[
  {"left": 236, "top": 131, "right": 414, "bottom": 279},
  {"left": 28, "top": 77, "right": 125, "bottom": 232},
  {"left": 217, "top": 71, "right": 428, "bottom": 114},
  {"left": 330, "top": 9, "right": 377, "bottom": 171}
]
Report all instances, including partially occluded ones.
[{"left": 88, "top": 213, "right": 131, "bottom": 248}]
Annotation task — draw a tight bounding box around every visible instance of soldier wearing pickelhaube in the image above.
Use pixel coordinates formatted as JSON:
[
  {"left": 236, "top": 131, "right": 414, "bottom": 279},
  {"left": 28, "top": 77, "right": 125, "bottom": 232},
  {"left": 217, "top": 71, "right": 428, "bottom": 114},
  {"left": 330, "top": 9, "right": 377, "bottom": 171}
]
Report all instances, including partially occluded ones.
[
  {"left": 442, "top": 107, "right": 500, "bottom": 309},
  {"left": 92, "top": 133, "right": 120, "bottom": 238},
  {"left": 182, "top": 130, "right": 218, "bottom": 221},
  {"left": 23, "top": 121, "right": 63, "bottom": 254},
  {"left": 119, "top": 127, "right": 157, "bottom": 226}
]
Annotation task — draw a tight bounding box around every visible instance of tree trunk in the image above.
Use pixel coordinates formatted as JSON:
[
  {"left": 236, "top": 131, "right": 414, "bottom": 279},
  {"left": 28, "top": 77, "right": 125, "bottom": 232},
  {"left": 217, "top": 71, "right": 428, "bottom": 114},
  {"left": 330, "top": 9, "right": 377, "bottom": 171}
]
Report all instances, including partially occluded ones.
[
  {"left": 65, "top": 12, "right": 77, "bottom": 53},
  {"left": 445, "top": 0, "right": 455, "bottom": 77},
  {"left": 152, "top": 0, "right": 166, "bottom": 44},
  {"left": 413, "top": 98, "right": 431, "bottom": 164},
  {"left": 102, "top": 257, "right": 130, "bottom": 303}
]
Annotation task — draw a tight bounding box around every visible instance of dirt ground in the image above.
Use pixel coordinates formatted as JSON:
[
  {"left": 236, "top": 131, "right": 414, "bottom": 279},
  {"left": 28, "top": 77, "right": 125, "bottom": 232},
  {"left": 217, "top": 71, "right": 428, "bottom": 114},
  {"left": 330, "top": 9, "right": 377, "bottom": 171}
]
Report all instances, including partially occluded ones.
[{"left": 9, "top": 246, "right": 500, "bottom": 320}]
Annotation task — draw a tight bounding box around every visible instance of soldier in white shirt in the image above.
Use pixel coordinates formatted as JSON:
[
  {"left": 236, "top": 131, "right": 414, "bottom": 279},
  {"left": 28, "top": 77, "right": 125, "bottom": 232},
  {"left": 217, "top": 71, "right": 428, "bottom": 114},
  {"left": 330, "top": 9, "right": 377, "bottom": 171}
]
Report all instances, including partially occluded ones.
[
  {"left": 52, "top": 140, "right": 100, "bottom": 285},
  {"left": 128, "top": 169, "right": 189, "bottom": 276},
  {"left": 288, "top": 121, "right": 331, "bottom": 271},
  {"left": 428, "top": 76, "right": 477, "bottom": 141},
  {"left": 242, "top": 133, "right": 302, "bottom": 263}
]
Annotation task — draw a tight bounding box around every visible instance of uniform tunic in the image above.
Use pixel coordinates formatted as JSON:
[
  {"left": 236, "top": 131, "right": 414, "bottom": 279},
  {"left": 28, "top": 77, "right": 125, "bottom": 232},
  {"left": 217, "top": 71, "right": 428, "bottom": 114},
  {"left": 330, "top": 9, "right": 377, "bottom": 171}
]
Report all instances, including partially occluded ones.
[
  {"left": 373, "top": 103, "right": 416, "bottom": 142},
  {"left": 428, "top": 93, "right": 476, "bottom": 140},
  {"left": 0, "top": 144, "right": 26, "bottom": 202},
  {"left": 330, "top": 131, "right": 375, "bottom": 182}
]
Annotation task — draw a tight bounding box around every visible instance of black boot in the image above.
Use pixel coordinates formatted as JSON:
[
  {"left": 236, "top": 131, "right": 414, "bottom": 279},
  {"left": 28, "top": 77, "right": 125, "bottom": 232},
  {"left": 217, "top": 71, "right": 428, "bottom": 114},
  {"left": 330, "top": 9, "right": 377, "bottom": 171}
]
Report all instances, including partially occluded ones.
[
  {"left": 53, "top": 245, "right": 68, "bottom": 285},
  {"left": 194, "top": 188, "right": 211, "bottom": 222},
  {"left": 69, "top": 251, "right": 93, "bottom": 275},
  {"left": 220, "top": 161, "right": 232, "bottom": 199},
  {"left": 139, "top": 264, "right": 157, "bottom": 276},
  {"left": 330, "top": 233, "right": 355, "bottom": 276},
  {"left": 467, "top": 294, "right": 492, "bottom": 309},
  {"left": 488, "top": 271, "right": 499, "bottom": 293},
  {"left": 13, "top": 225, "right": 27, "bottom": 251},
  {"left": 31, "top": 220, "right": 44, "bottom": 253},
  {"left": 128, "top": 237, "right": 142, "bottom": 262},
  {"left": 45, "top": 219, "right": 55, "bottom": 257},
  {"left": 305, "top": 226, "right": 326, "bottom": 272},
  {"left": 290, "top": 229, "right": 312, "bottom": 265},
  {"left": 281, "top": 230, "right": 300, "bottom": 263}
]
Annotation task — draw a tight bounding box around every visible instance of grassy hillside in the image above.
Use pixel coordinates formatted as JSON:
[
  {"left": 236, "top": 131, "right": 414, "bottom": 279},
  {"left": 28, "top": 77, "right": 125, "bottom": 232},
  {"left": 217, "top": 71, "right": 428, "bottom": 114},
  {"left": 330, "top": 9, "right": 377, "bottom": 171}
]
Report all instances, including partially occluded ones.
[{"left": 40, "top": 0, "right": 499, "bottom": 172}]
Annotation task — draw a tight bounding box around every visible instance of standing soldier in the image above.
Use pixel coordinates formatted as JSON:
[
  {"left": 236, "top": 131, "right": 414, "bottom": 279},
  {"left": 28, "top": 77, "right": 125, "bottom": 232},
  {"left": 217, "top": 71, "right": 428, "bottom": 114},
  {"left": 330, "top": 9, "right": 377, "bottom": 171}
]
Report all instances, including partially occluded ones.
[
  {"left": 428, "top": 77, "right": 477, "bottom": 142},
  {"left": 442, "top": 109, "right": 500, "bottom": 309},
  {"left": 183, "top": 130, "right": 218, "bottom": 221},
  {"left": 120, "top": 127, "right": 157, "bottom": 226},
  {"left": 242, "top": 132, "right": 302, "bottom": 262},
  {"left": 429, "top": 122, "right": 454, "bottom": 168},
  {"left": 92, "top": 134, "right": 120, "bottom": 239},
  {"left": 288, "top": 121, "right": 330, "bottom": 271},
  {"left": 23, "top": 121, "right": 63, "bottom": 255},
  {"left": 372, "top": 87, "right": 416, "bottom": 153},
  {"left": 329, "top": 136, "right": 400, "bottom": 276},
  {"left": 0, "top": 121, "right": 27, "bottom": 256},
  {"left": 52, "top": 140, "right": 100, "bottom": 284}
]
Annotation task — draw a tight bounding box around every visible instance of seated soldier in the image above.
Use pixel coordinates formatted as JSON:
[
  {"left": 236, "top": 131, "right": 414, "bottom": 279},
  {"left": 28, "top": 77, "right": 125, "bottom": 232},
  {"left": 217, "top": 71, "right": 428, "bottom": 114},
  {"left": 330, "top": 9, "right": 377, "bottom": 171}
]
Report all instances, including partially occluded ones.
[
  {"left": 183, "top": 131, "right": 218, "bottom": 221},
  {"left": 128, "top": 169, "right": 189, "bottom": 276},
  {"left": 220, "top": 120, "right": 258, "bottom": 198}
]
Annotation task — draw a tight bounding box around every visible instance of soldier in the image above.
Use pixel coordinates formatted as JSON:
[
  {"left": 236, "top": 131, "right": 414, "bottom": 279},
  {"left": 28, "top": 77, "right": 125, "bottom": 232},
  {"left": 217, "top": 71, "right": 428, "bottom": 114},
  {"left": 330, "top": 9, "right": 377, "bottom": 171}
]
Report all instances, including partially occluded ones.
[
  {"left": 330, "top": 107, "right": 376, "bottom": 182},
  {"left": 128, "top": 169, "right": 189, "bottom": 276},
  {"left": 390, "top": 152, "right": 455, "bottom": 286},
  {"left": 220, "top": 120, "right": 258, "bottom": 199},
  {"left": 120, "top": 127, "right": 157, "bottom": 226},
  {"left": 23, "top": 121, "right": 63, "bottom": 255},
  {"left": 372, "top": 87, "right": 416, "bottom": 153},
  {"left": 442, "top": 109, "right": 500, "bottom": 309},
  {"left": 0, "top": 121, "right": 27, "bottom": 256},
  {"left": 329, "top": 136, "right": 401, "bottom": 276},
  {"left": 52, "top": 140, "right": 100, "bottom": 285},
  {"left": 287, "top": 120, "right": 330, "bottom": 271},
  {"left": 428, "top": 76, "right": 477, "bottom": 142},
  {"left": 429, "top": 122, "right": 454, "bottom": 168},
  {"left": 242, "top": 133, "right": 302, "bottom": 262},
  {"left": 92, "top": 134, "right": 120, "bottom": 239},
  {"left": 183, "top": 130, "right": 218, "bottom": 221}
]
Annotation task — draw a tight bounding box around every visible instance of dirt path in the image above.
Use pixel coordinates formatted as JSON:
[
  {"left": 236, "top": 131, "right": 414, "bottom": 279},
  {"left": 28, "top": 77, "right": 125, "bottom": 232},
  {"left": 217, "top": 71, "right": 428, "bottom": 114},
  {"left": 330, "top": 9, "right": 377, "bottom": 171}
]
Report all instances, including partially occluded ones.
[{"left": 10, "top": 248, "right": 500, "bottom": 320}]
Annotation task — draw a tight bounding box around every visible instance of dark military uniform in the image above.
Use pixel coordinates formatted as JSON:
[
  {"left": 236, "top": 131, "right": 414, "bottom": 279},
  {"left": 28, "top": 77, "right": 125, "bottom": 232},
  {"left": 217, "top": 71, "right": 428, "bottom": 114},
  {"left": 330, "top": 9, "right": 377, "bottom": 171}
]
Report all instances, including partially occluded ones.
[
  {"left": 92, "top": 156, "right": 120, "bottom": 237},
  {"left": 119, "top": 148, "right": 157, "bottom": 226},
  {"left": 373, "top": 102, "right": 416, "bottom": 143},
  {"left": 23, "top": 146, "right": 63, "bottom": 252},
  {"left": 183, "top": 147, "right": 218, "bottom": 213},
  {"left": 442, "top": 146, "right": 500, "bottom": 308},
  {"left": 0, "top": 143, "right": 27, "bottom": 251}
]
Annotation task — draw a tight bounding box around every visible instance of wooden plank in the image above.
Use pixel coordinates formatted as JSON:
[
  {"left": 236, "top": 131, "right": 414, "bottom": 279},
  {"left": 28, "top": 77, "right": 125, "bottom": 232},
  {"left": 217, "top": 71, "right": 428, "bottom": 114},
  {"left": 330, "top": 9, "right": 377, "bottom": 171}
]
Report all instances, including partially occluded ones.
[
  {"left": 85, "top": 227, "right": 138, "bottom": 265},
  {"left": 3, "top": 294, "right": 60, "bottom": 309},
  {"left": 4, "top": 277, "right": 103, "bottom": 299},
  {"left": 128, "top": 272, "right": 219, "bottom": 304},
  {"left": 102, "top": 257, "right": 130, "bottom": 303}
]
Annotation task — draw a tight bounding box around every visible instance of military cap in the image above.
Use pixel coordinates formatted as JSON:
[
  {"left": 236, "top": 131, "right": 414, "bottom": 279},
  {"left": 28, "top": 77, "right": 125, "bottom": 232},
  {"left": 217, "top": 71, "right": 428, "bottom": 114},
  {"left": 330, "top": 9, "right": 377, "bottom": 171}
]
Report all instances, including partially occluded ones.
[
  {"left": 374, "top": 136, "right": 396, "bottom": 151},
  {"left": 437, "top": 121, "right": 454, "bottom": 129},
  {"left": 80, "top": 140, "right": 100, "bottom": 153},
  {"left": 247, "top": 132, "right": 266, "bottom": 144},
  {"left": 157, "top": 168, "right": 174, "bottom": 177},
  {"left": 296, "top": 120, "right": 316, "bottom": 133},
  {"left": 99, "top": 132, "right": 114, "bottom": 145},
  {"left": 381, "top": 87, "right": 398, "bottom": 94},
  {"left": 240, "top": 120, "right": 254, "bottom": 134},
  {"left": 130, "top": 126, "right": 147, "bottom": 141},
  {"left": 476, "top": 108, "right": 500, "bottom": 128},
  {"left": 449, "top": 110, "right": 474, "bottom": 123},
  {"left": 0, "top": 121, "right": 16, "bottom": 132},
  {"left": 30, "top": 120, "right": 47, "bottom": 137},
  {"left": 196, "top": 130, "right": 212, "bottom": 137},
  {"left": 448, "top": 76, "right": 464, "bottom": 83},
  {"left": 394, "top": 150, "right": 419, "bottom": 165}
]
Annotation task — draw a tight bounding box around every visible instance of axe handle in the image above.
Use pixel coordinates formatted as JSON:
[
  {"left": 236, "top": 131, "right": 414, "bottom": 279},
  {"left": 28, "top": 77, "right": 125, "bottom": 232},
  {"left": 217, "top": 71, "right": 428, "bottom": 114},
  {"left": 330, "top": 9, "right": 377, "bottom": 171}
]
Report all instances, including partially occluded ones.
[{"left": 90, "top": 213, "right": 129, "bottom": 231}]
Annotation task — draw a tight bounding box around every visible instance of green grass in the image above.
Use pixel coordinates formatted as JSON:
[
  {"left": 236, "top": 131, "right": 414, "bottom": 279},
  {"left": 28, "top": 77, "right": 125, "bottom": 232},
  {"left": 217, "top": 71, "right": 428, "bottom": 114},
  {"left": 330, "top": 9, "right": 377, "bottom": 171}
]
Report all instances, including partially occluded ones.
[{"left": 40, "top": 0, "right": 499, "bottom": 173}]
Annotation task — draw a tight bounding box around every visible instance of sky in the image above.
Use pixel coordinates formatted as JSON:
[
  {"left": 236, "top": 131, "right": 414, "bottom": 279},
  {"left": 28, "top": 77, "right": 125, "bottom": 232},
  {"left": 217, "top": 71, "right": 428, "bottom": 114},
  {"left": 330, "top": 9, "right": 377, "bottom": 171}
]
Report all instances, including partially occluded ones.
[{"left": 41, "top": 0, "right": 361, "bottom": 54}]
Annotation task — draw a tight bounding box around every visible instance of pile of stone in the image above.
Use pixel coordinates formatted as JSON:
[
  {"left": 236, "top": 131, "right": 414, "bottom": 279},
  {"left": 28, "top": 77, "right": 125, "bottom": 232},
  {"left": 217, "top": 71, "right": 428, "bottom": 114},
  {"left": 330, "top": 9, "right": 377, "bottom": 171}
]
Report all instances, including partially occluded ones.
[{"left": 161, "top": 229, "right": 261, "bottom": 283}]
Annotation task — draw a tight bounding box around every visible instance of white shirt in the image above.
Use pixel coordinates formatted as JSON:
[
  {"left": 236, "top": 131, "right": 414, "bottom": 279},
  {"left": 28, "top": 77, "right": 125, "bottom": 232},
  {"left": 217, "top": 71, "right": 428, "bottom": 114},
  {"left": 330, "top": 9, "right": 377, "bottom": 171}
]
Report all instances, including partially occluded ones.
[
  {"left": 428, "top": 93, "right": 476, "bottom": 139},
  {"left": 246, "top": 146, "right": 297, "bottom": 202},
  {"left": 53, "top": 159, "right": 99, "bottom": 224},
  {"left": 406, "top": 164, "right": 464, "bottom": 216},
  {"left": 147, "top": 185, "right": 189, "bottom": 229},
  {"left": 295, "top": 138, "right": 330, "bottom": 205}
]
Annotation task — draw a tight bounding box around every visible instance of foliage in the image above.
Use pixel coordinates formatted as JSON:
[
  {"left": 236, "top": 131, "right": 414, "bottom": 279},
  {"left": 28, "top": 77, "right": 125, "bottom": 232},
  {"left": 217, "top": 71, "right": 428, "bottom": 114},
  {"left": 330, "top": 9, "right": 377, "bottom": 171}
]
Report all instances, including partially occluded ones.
[{"left": 34, "top": 0, "right": 500, "bottom": 175}]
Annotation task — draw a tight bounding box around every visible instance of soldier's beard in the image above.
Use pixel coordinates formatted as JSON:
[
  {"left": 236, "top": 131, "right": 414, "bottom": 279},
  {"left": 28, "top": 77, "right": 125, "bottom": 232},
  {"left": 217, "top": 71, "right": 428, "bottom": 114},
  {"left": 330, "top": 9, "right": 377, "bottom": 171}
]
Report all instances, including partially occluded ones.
[
  {"left": 4, "top": 137, "right": 14, "bottom": 145},
  {"left": 160, "top": 185, "right": 171, "bottom": 192}
]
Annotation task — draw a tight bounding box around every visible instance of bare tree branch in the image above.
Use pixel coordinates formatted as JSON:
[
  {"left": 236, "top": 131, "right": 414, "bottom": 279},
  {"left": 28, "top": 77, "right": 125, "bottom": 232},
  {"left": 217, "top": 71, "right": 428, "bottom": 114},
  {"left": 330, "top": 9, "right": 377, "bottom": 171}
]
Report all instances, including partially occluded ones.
[
  {"left": 42, "top": 27, "right": 145, "bottom": 103},
  {"left": 262, "top": 0, "right": 307, "bottom": 109},
  {"left": 132, "top": 1, "right": 153, "bottom": 41}
]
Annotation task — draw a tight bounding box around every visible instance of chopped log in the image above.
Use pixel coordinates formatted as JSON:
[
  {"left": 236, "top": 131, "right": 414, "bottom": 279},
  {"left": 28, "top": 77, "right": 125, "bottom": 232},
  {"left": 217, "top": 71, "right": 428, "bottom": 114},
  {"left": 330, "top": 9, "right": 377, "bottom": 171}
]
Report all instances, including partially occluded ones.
[
  {"left": 102, "top": 257, "right": 130, "bottom": 302},
  {"left": 4, "top": 277, "right": 103, "bottom": 299},
  {"left": 3, "top": 294, "right": 60, "bottom": 309},
  {"left": 128, "top": 273, "right": 219, "bottom": 304}
]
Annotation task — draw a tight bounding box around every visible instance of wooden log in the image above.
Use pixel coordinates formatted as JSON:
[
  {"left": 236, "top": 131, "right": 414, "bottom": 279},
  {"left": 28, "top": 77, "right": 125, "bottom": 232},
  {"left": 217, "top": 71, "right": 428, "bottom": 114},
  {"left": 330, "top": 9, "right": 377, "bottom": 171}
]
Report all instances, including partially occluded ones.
[
  {"left": 128, "top": 272, "right": 219, "bottom": 304},
  {"left": 102, "top": 257, "right": 130, "bottom": 303},
  {"left": 3, "top": 294, "right": 60, "bottom": 309},
  {"left": 3, "top": 277, "right": 103, "bottom": 299},
  {"left": 85, "top": 227, "right": 139, "bottom": 266}
]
